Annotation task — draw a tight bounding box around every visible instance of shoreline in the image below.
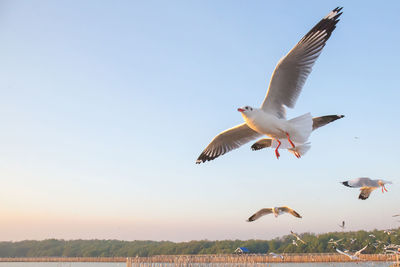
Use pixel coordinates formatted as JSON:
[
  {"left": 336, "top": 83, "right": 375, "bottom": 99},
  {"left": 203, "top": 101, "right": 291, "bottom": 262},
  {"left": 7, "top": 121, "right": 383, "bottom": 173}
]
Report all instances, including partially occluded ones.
[{"left": 0, "top": 254, "right": 398, "bottom": 263}]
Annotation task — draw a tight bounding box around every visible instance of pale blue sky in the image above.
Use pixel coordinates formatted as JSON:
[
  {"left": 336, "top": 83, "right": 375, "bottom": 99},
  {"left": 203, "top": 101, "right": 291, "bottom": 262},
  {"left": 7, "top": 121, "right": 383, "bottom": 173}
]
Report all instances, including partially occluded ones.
[{"left": 0, "top": 1, "right": 399, "bottom": 241}]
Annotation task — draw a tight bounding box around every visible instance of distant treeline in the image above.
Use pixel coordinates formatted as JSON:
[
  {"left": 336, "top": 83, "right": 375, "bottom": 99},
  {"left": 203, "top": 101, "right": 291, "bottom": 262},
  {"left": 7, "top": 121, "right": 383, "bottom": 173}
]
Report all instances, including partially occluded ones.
[{"left": 0, "top": 228, "right": 399, "bottom": 257}]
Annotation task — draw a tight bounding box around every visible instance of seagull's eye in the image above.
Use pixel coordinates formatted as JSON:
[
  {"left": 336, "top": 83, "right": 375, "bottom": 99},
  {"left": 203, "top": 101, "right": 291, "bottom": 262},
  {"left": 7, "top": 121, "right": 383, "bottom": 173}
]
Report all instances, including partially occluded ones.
[{"left": 245, "top": 107, "right": 249, "bottom": 110}]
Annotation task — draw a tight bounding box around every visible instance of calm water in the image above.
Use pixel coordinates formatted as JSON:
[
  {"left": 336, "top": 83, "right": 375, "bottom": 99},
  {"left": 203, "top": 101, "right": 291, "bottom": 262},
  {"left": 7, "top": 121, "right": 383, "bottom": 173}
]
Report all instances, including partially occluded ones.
[{"left": 0, "top": 263, "right": 396, "bottom": 267}]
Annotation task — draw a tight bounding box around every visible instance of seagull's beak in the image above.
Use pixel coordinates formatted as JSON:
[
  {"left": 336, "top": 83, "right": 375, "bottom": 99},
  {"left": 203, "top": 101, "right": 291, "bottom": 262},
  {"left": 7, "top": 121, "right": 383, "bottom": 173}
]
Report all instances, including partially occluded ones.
[{"left": 237, "top": 108, "right": 245, "bottom": 112}]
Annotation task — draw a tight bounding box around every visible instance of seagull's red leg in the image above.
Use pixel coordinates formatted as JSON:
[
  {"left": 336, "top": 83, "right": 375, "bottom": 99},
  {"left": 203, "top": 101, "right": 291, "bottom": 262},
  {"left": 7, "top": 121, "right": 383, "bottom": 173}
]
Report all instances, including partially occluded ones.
[
  {"left": 382, "top": 186, "right": 384, "bottom": 193},
  {"left": 286, "top": 132, "right": 296, "bottom": 149},
  {"left": 275, "top": 140, "right": 281, "bottom": 159},
  {"left": 383, "top": 185, "right": 388, "bottom": 192},
  {"left": 286, "top": 133, "right": 301, "bottom": 158},
  {"left": 286, "top": 132, "right": 301, "bottom": 158}
]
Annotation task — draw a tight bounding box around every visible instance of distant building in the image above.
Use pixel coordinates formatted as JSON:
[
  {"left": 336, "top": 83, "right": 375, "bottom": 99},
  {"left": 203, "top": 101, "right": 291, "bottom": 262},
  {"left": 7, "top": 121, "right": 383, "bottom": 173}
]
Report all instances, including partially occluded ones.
[{"left": 234, "top": 247, "right": 250, "bottom": 254}]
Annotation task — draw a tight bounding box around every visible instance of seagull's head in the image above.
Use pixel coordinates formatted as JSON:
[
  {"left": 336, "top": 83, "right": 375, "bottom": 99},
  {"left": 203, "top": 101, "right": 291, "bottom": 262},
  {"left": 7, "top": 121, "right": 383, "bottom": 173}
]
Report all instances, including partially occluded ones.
[{"left": 237, "top": 106, "right": 257, "bottom": 118}]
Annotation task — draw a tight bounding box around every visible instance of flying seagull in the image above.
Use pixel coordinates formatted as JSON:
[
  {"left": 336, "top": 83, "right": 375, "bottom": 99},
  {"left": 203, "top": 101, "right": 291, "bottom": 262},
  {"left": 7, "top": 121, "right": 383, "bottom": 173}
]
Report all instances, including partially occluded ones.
[
  {"left": 328, "top": 238, "right": 344, "bottom": 246},
  {"left": 338, "top": 220, "right": 345, "bottom": 230},
  {"left": 384, "top": 230, "right": 393, "bottom": 235},
  {"left": 251, "top": 115, "right": 344, "bottom": 153},
  {"left": 247, "top": 207, "right": 302, "bottom": 221},
  {"left": 393, "top": 214, "right": 400, "bottom": 217},
  {"left": 290, "top": 231, "right": 306, "bottom": 244},
  {"left": 269, "top": 252, "right": 284, "bottom": 260},
  {"left": 196, "top": 7, "right": 343, "bottom": 163},
  {"left": 341, "top": 177, "right": 393, "bottom": 200},
  {"left": 335, "top": 244, "right": 368, "bottom": 260}
]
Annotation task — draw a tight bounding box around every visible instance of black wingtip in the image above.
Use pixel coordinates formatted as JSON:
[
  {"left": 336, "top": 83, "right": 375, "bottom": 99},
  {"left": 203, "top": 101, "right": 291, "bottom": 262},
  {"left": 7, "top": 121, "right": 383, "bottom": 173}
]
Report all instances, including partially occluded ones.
[
  {"left": 247, "top": 215, "right": 256, "bottom": 222},
  {"left": 333, "top": 7, "right": 344, "bottom": 15},
  {"left": 342, "top": 181, "right": 351, "bottom": 187},
  {"left": 251, "top": 143, "right": 263, "bottom": 151},
  {"left": 196, "top": 151, "right": 217, "bottom": 164}
]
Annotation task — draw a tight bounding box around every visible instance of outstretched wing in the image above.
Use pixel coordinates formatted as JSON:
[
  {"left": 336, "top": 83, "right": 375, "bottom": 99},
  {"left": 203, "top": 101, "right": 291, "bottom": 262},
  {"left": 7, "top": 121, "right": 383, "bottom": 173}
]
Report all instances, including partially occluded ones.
[
  {"left": 290, "top": 231, "right": 305, "bottom": 243},
  {"left": 359, "top": 187, "right": 377, "bottom": 200},
  {"left": 247, "top": 208, "right": 273, "bottom": 222},
  {"left": 261, "top": 7, "right": 343, "bottom": 118},
  {"left": 196, "top": 123, "right": 262, "bottom": 164},
  {"left": 354, "top": 244, "right": 368, "bottom": 257},
  {"left": 279, "top": 207, "right": 302, "bottom": 218},
  {"left": 312, "top": 115, "right": 344, "bottom": 130},
  {"left": 335, "top": 247, "right": 354, "bottom": 259}
]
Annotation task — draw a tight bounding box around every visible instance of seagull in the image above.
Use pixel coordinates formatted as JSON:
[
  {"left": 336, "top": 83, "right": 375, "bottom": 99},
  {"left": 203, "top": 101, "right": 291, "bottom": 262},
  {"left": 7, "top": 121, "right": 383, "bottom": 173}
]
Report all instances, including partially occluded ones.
[
  {"left": 269, "top": 252, "right": 284, "bottom": 260},
  {"left": 341, "top": 177, "right": 393, "bottom": 200},
  {"left": 338, "top": 220, "right": 345, "bottom": 230},
  {"left": 384, "top": 230, "right": 393, "bottom": 235},
  {"left": 393, "top": 214, "right": 400, "bottom": 217},
  {"left": 290, "top": 231, "right": 306, "bottom": 244},
  {"left": 371, "top": 243, "right": 380, "bottom": 249},
  {"left": 328, "top": 238, "right": 344, "bottom": 246},
  {"left": 350, "top": 238, "right": 357, "bottom": 244},
  {"left": 251, "top": 115, "right": 344, "bottom": 153},
  {"left": 335, "top": 244, "right": 368, "bottom": 260},
  {"left": 247, "top": 207, "right": 302, "bottom": 221},
  {"left": 385, "top": 244, "right": 400, "bottom": 250},
  {"left": 368, "top": 234, "right": 376, "bottom": 238},
  {"left": 385, "top": 249, "right": 400, "bottom": 255},
  {"left": 195, "top": 7, "right": 343, "bottom": 163}
]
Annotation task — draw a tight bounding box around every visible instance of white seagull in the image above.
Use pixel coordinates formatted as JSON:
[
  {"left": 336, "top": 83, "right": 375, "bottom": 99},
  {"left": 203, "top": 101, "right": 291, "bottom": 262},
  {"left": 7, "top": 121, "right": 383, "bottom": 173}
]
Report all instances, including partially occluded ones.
[
  {"left": 328, "top": 238, "right": 344, "bottom": 246},
  {"left": 335, "top": 244, "right": 368, "bottom": 260},
  {"left": 269, "top": 252, "right": 284, "bottom": 260},
  {"left": 247, "top": 207, "right": 302, "bottom": 221},
  {"left": 384, "top": 230, "right": 393, "bottom": 235},
  {"left": 251, "top": 115, "right": 344, "bottom": 154},
  {"left": 290, "top": 230, "right": 306, "bottom": 244},
  {"left": 341, "top": 177, "right": 393, "bottom": 200},
  {"left": 196, "top": 7, "right": 343, "bottom": 163}
]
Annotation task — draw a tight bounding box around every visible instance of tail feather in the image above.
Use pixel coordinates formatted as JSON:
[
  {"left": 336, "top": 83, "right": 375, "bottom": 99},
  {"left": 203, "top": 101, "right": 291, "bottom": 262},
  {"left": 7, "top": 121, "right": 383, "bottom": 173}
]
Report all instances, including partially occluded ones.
[
  {"left": 288, "top": 113, "right": 313, "bottom": 143},
  {"left": 288, "top": 143, "right": 311, "bottom": 157}
]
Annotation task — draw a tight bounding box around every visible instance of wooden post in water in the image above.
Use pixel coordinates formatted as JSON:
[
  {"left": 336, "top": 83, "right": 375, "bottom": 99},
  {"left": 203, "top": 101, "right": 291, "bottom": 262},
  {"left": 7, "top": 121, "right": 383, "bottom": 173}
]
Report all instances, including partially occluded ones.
[{"left": 126, "top": 257, "right": 132, "bottom": 267}]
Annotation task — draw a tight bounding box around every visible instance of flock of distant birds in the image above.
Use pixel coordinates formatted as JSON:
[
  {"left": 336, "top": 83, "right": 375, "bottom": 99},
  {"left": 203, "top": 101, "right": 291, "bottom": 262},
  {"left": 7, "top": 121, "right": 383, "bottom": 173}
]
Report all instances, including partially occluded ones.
[
  {"left": 195, "top": 6, "right": 397, "bottom": 260},
  {"left": 267, "top": 222, "right": 400, "bottom": 261}
]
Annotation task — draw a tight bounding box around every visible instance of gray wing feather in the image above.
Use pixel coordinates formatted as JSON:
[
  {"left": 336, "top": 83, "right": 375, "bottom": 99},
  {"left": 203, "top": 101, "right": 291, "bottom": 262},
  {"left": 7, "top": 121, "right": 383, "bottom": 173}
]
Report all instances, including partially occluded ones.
[
  {"left": 279, "top": 207, "right": 302, "bottom": 218},
  {"left": 196, "top": 123, "right": 262, "bottom": 164},
  {"left": 312, "top": 115, "right": 344, "bottom": 130},
  {"left": 247, "top": 208, "right": 273, "bottom": 222},
  {"left": 251, "top": 138, "right": 273, "bottom": 151},
  {"left": 359, "top": 187, "right": 377, "bottom": 200}
]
